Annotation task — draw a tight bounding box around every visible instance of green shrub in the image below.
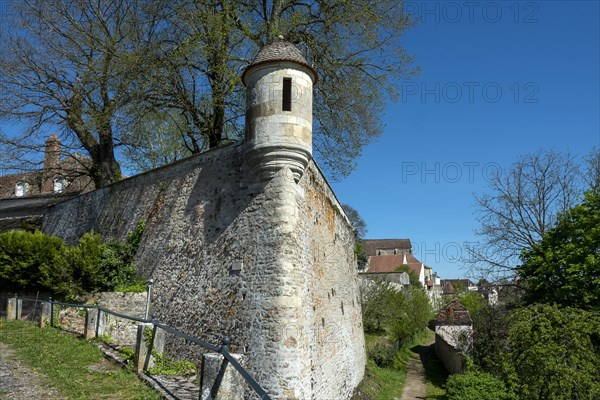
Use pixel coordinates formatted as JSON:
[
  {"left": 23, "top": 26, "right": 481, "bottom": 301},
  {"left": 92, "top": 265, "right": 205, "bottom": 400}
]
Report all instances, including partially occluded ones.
[
  {"left": 390, "top": 286, "right": 432, "bottom": 346},
  {"left": 117, "top": 346, "right": 136, "bottom": 366},
  {"left": 501, "top": 304, "right": 600, "bottom": 400},
  {"left": 0, "top": 220, "right": 145, "bottom": 299},
  {"left": 368, "top": 341, "right": 395, "bottom": 368},
  {"left": 0, "top": 230, "right": 72, "bottom": 295},
  {"left": 360, "top": 278, "right": 432, "bottom": 342},
  {"left": 446, "top": 372, "right": 516, "bottom": 400}
]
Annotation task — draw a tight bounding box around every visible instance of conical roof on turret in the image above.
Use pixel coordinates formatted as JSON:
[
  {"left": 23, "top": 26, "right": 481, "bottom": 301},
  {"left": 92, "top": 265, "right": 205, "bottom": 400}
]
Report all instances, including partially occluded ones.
[{"left": 242, "top": 39, "right": 317, "bottom": 85}]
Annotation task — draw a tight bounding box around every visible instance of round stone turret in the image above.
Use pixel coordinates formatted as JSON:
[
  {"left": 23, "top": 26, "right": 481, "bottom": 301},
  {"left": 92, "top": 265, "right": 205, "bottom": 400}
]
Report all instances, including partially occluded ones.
[{"left": 243, "top": 40, "right": 317, "bottom": 182}]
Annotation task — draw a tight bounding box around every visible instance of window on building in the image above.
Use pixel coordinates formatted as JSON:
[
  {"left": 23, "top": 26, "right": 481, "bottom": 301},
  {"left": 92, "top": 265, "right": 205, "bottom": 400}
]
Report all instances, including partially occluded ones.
[
  {"left": 54, "top": 177, "right": 67, "bottom": 193},
  {"left": 282, "top": 77, "right": 292, "bottom": 111},
  {"left": 15, "top": 181, "right": 27, "bottom": 197}
]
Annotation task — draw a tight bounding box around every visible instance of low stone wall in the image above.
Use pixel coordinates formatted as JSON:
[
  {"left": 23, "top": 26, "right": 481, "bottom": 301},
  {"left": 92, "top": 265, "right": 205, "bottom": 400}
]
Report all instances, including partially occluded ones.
[
  {"left": 0, "top": 293, "right": 50, "bottom": 321},
  {"left": 434, "top": 325, "right": 472, "bottom": 374},
  {"left": 94, "top": 292, "right": 147, "bottom": 345},
  {"left": 46, "top": 292, "right": 148, "bottom": 345},
  {"left": 435, "top": 334, "right": 465, "bottom": 374}
]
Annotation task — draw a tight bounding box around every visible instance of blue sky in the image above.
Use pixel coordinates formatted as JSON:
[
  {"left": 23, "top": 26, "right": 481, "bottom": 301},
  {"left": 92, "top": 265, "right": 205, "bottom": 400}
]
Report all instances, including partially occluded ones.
[
  {"left": 330, "top": 1, "right": 600, "bottom": 279},
  {"left": 0, "top": 1, "right": 598, "bottom": 279}
]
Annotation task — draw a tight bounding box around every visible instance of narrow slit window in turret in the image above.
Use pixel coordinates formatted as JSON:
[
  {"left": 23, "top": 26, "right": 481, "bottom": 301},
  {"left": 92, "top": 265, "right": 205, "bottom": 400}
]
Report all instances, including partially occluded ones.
[{"left": 283, "top": 78, "right": 292, "bottom": 111}]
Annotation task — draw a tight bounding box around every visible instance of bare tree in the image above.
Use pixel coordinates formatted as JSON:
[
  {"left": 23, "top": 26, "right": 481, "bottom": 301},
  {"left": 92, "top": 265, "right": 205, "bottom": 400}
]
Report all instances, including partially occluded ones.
[
  {"left": 0, "top": 0, "right": 166, "bottom": 187},
  {"left": 467, "top": 149, "right": 583, "bottom": 280},
  {"left": 241, "top": 1, "right": 419, "bottom": 179},
  {"left": 1, "top": 0, "right": 419, "bottom": 182},
  {"left": 584, "top": 147, "right": 600, "bottom": 192},
  {"left": 0, "top": 0, "right": 161, "bottom": 187}
]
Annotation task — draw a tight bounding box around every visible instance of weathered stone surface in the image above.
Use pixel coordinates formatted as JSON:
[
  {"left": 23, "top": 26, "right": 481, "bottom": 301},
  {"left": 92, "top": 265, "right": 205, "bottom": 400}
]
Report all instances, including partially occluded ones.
[
  {"left": 95, "top": 292, "right": 147, "bottom": 345},
  {"left": 245, "top": 65, "right": 314, "bottom": 182},
  {"left": 6, "top": 298, "right": 21, "bottom": 321},
  {"left": 39, "top": 302, "right": 51, "bottom": 328},
  {"left": 42, "top": 143, "right": 365, "bottom": 399},
  {"left": 200, "top": 353, "right": 245, "bottom": 400}
]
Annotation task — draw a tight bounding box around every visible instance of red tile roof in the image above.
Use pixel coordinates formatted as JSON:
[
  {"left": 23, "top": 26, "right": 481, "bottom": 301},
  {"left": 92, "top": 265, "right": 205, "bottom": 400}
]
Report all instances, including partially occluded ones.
[
  {"left": 435, "top": 300, "right": 472, "bottom": 325},
  {"left": 367, "top": 254, "right": 424, "bottom": 275},
  {"left": 440, "top": 279, "right": 474, "bottom": 294}
]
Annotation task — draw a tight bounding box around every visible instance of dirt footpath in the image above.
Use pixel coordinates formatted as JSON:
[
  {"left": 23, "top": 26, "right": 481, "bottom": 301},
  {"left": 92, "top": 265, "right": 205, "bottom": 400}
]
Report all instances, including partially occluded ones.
[
  {"left": 399, "top": 335, "right": 436, "bottom": 400},
  {"left": 0, "top": 343, "right": 64, "bottom": 400}
]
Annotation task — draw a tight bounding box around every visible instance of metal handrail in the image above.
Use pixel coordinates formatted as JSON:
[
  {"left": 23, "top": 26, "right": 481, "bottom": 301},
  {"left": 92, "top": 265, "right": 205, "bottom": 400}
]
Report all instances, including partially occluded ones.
[
  {"left": 51, "top": 299, "right": 97, "bottom": 309},
  {"left": 43, "top": 297, "right": 272, "bottom": 400},
  {"left": 151, "top": 317, "right": 271, "bottom": 400},
  {"left": 152, "top": 318, "right": 220, "bottom": 353},
  {"left": 98, "top": 307, "right": 151, "bottom": 324}
]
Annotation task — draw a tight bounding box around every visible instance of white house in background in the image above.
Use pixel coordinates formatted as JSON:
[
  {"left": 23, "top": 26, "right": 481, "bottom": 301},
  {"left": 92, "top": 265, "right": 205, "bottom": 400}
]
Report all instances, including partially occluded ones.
[{"left": 359, "top": 239, "right": 443, "bottom": 308}]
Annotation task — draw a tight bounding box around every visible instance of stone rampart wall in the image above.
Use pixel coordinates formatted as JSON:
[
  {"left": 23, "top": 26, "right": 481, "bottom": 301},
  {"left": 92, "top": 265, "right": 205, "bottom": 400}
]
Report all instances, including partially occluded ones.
[{"left": 41, "top": 144, "right": 365, "bottom": 399}]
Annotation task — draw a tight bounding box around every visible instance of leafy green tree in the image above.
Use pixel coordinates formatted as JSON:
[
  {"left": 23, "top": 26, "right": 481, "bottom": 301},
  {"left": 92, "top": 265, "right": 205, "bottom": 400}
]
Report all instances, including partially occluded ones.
[
  {"left": 471, "top": 304, "right": 513, "bottom": 376},
  {"left": 456, "top": 291, "right": 487, "bottom": 320},
  {"left": 359, "top": 277, "right": 431, "bottom": 344},
  {"left": 342, "top": 204, "right": 368, "bottom": 268},
  {"left": 395, "top": 265, "right": 421, "bottom": 286},
  {"left": 359, "top": 277, "right": 402, "bottom": 334},
  {"left": 389, "top": 286, "right": 431, "bottom": 345},
  {"left": 519, "top": 190, "right": 600, "bottom": 310},
  {"left": 501, "top": 304, "right": 600, "bottom": 400}
]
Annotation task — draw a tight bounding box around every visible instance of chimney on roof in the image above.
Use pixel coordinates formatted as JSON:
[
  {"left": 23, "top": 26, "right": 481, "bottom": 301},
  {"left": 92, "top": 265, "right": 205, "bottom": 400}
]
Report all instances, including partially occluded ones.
[
  {"left": 42, "top": 134, "right": 60, "bottom": 193},
  {"left": 44, "top": 135, "right": 60, "bottom": 170}
]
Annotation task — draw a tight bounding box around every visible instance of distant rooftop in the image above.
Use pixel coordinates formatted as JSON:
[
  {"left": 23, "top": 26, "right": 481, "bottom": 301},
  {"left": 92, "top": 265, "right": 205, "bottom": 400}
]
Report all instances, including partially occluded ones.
[
  {"left": 362, "top": 239, "right": 412, "bottom": 256},
  {"left": 366, "top": 254, "right": 424, "bottom": 275},
  {"left": 435, "top": 300, "right": 472, "bottom": 326}
]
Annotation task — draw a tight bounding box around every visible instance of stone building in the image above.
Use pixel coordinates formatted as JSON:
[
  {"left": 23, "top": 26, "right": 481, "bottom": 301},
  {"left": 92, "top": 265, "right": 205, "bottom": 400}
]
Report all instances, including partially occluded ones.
[
  {"left": 0, "top": 135, "right": 95, "bottom": 231},
  {"left": 440, "top": 279, "right": 477, "bottom": 295},
  {"left": 32, "top": 40, "right": 366, "bottom": 399},
  {"left": 360, "top": 239, "right": 443, "bottom": 307},
  {"left": 0, "top": 134, "right": 94, "bottom": 199},
  {"left": 432, "top": 300, "right": 473, "bottom": 374},
  {"left": 363, "top": 238, "right": 413, "bottom": 257}
]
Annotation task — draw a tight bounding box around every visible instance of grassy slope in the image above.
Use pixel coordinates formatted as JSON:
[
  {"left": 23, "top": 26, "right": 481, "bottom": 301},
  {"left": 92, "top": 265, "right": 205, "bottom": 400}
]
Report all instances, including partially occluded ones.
[{"left": 0, "top": 319, "right": 160, "bottom": 400}]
